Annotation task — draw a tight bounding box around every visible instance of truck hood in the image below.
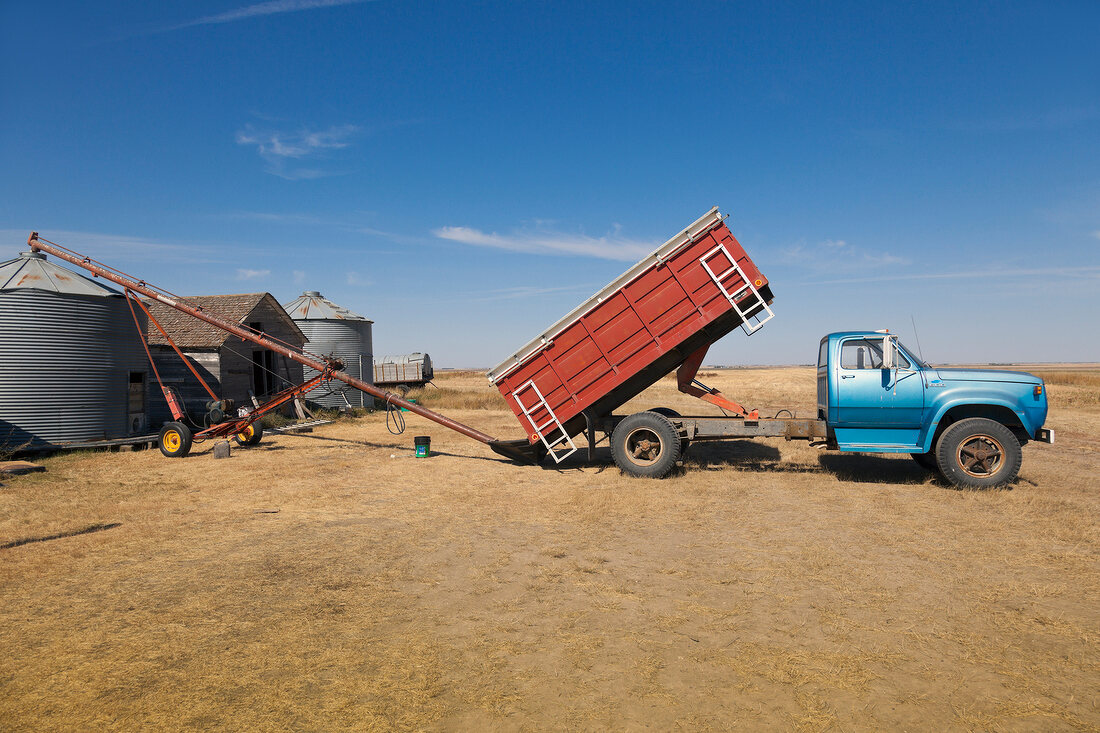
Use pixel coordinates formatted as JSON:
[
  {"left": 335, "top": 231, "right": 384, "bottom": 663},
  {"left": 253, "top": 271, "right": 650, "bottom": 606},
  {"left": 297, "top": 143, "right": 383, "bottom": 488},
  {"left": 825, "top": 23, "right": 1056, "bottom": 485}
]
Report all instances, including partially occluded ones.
[{"left": 930, "top": 368, "right": 1041, "bottom": 385}]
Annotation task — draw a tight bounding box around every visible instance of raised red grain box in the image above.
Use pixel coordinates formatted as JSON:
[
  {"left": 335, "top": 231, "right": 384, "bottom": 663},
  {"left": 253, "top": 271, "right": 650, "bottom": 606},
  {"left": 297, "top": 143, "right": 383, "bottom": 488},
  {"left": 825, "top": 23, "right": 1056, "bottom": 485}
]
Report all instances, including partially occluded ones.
[{"left": 487, "top": 208, "right": 774, "bottom": 461}]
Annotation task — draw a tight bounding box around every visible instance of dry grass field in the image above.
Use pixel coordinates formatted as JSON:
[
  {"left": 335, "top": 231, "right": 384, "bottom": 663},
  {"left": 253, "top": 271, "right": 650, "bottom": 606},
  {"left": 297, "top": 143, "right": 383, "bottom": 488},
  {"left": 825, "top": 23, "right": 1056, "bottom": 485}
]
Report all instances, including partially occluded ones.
[{"left": 2, "top": 366, "right": 1098, "bottom": 731}]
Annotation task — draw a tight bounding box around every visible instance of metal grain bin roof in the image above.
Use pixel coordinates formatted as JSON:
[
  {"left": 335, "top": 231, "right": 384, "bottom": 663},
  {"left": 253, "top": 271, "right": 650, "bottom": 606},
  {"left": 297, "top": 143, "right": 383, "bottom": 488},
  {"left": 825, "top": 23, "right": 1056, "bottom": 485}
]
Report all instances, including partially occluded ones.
[
  {"left": 0, "top": 251, "right": 121, "bottom": 296},
  {"left": 0, "top": 251, "right": 149, "bottom": 447},
  {"left": 283, "top": 291, "right": 373, "bottom": 322},
  {"left": 283, "top": 291, "right": 373, "bottom": 408}
]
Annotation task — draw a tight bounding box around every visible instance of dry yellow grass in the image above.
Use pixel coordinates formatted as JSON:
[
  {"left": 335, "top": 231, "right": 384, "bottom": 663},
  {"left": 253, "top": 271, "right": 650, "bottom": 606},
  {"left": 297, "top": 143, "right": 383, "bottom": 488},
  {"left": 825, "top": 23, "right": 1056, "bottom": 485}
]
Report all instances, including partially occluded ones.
[{"left": 1, "top": 366, "right": 1098, "bottom": 730}]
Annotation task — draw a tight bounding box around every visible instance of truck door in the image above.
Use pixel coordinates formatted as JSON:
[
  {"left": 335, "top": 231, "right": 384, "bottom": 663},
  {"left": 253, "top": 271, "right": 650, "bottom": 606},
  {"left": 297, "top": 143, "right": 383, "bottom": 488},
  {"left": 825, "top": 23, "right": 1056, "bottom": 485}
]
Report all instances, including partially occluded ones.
[{"left": 835, "top": 336, "right": 924, "bottom": 430}]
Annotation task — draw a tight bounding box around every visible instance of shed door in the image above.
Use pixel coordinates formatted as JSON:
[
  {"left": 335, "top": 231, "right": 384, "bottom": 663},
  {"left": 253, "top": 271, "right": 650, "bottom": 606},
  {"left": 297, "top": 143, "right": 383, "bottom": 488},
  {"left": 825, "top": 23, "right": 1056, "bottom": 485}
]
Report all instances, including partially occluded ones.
[{"left": 252, "top": 350, "right": 276, "bottom": 397}]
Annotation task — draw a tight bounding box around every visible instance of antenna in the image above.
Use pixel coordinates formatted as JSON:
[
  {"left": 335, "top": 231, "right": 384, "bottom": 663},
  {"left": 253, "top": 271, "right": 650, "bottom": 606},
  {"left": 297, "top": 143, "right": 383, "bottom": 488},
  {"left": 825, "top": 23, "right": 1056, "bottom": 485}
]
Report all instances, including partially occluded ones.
[{"left": 910, "top": 314, "right": 925, "bottom": 363}]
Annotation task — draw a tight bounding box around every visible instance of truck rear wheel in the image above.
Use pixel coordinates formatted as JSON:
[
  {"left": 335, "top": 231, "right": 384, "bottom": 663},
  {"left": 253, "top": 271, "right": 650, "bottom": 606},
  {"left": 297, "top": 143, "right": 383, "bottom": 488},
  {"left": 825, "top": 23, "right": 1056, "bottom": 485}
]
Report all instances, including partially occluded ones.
[
  {"left": 158, "top": 422, "right": 193, "bottom": 458},
  {"left": 935, "top": 418, "right": 1021, "bottom": 489},
  {"left": 648, "top": 407, "right": 689, "bottom": 451},
  {"left": 612, "top": 411, "right": 681, "bottom": 478}
]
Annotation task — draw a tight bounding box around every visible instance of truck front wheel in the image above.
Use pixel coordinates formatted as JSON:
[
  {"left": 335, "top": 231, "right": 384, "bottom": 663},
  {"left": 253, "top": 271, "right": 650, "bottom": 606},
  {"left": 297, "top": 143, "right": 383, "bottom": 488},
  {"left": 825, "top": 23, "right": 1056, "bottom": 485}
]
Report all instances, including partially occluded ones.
[
  {"left": 935, "top": 418, "right": 1022, "bottom": 489},
  {"left": 612, "top": 411, "right": 682, "bottom": 478}
]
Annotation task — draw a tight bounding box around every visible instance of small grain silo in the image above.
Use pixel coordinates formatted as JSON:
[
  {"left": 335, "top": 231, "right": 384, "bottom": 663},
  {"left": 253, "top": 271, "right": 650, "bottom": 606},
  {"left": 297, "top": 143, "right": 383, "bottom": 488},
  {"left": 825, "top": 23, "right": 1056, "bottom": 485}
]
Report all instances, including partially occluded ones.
[
  {"left": 0, "top": 250, "right": 150, "bottom": 448},
  {"left": 282, "top": 291, "right": 374, "bottom": 408}
]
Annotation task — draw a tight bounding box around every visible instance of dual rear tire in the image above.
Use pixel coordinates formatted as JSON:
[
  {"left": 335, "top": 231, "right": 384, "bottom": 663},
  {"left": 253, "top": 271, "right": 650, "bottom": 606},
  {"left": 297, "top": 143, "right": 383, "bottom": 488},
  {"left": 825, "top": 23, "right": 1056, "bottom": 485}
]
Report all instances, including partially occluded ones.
[{"left": 611, "top": 411, "right": 682, "bottom": 478}]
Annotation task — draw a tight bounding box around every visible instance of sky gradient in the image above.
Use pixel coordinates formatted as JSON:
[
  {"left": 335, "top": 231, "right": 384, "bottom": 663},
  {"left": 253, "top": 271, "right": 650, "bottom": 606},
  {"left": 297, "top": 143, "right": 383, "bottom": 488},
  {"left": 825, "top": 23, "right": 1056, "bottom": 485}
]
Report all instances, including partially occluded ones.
[{"left": 2, "top": 0, "right": 1098, "bottom": 367}]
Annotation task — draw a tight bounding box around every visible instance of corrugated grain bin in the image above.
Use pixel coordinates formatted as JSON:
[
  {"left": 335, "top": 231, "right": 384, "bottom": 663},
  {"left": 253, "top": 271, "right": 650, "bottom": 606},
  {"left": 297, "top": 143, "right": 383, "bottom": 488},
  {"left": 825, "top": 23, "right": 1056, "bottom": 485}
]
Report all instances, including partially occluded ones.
[
  {"left": 283, "top": 291, "right": 374, "bottom": 408},
  {"left": 0, "top": 250, "right": 149, "bottom": 448}
]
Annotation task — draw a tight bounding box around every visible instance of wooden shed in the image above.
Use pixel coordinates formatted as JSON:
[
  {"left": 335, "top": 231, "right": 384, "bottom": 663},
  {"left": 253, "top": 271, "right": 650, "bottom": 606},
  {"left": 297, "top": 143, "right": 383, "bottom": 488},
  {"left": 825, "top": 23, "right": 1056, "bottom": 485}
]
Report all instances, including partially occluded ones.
[{"left": 143, "top": 293, "right": 305, "bottom": 428}]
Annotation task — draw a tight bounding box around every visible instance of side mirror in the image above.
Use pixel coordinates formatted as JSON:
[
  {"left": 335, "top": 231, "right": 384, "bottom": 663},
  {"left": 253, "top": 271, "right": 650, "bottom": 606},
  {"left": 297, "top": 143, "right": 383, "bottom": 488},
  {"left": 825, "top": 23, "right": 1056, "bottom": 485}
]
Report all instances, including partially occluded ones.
[{"left": 882, "top": 335, "right": 896, "bottom": 369}]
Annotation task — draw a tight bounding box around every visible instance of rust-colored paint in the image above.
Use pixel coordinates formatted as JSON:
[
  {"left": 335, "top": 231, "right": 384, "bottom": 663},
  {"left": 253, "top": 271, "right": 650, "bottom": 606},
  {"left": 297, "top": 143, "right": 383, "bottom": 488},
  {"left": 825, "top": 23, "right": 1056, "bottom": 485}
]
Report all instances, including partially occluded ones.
[
  {"left": 676, "top": 344, "right": 758, "bottom": 418},
  {"left": 27, "top": 232, "right": 499, "bottom": 446}
]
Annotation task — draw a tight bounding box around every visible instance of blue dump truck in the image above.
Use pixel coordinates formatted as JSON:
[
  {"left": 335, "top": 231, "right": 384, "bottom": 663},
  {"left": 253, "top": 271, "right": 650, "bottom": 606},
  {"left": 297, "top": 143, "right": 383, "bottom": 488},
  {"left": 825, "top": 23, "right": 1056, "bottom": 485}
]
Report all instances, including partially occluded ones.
[
  {"left": 814, "top": 331, "right": 1052, "bottom": 488},
  {"left": 590, "top": 330, "right": 1052, "bottom": 488}
]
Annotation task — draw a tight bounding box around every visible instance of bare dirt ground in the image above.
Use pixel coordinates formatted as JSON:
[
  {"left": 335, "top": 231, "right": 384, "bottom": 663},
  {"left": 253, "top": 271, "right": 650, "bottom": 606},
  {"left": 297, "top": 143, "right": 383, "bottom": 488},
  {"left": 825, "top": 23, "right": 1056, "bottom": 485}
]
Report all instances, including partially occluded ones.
[{"left": 1, "top": 367, "right": 1098, "bottom": 731}]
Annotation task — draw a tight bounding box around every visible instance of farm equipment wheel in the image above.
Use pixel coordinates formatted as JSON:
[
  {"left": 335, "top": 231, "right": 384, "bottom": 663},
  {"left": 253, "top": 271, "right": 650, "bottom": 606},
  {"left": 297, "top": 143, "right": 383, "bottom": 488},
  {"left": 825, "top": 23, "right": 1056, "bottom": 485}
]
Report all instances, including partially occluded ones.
[
  {"left": 612, "top": 411, "right": 681, "bottom": 478},
  {"left": 909, "top": 451, "right": 939, "bottom": 473},
  {"left": 233, "top": 422, "right": 264, "bottom": 446},
  {"left": 158, "top": 422, "right": 193, "bottom": 458},
  {"left": 648, "top": 407, "right": 689, "bottom": 451},
  {"left": 935, "top": 418, "right": 1021, "bottom": 489}
]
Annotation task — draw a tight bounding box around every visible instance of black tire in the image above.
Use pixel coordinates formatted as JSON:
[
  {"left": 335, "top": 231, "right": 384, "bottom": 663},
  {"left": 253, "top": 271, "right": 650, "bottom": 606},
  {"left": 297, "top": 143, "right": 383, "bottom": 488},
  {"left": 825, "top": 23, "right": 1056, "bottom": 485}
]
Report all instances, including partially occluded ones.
[
  {"left": 935, "top": 418, "right": 1022, "bottom": 489},
  {"left": 233, "top": 422, "right": 264, "bottom": 447},
  {"left": 611, "top": 411, "right": 682, "bottom": 478},
  {"left": 647, "top": 408, "right": 690, "bottom": 452},
  {"left": 910, "top": 451, "right": 939, "bottom": 473},
  {"left": 158, "top": 422, "right": 193, "bottom": 458}
]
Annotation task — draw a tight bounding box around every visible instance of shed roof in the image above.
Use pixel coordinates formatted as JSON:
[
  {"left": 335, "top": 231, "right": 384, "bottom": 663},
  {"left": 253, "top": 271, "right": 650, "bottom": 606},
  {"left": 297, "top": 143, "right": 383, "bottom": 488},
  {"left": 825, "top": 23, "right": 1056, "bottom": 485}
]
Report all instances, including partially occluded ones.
[{"left": 143, "top": 293, "right": 305, "bottom": 349}]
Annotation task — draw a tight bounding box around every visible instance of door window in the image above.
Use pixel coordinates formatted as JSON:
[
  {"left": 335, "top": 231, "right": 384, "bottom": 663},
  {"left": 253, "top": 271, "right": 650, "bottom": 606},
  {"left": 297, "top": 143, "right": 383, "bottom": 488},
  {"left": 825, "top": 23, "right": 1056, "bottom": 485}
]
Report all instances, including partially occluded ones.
[
  {"left": 841, "top": 338, "right": 885, "bottom": 369},
  {"left": 841, "top": 338, "right": 911, "bottom": 369}
]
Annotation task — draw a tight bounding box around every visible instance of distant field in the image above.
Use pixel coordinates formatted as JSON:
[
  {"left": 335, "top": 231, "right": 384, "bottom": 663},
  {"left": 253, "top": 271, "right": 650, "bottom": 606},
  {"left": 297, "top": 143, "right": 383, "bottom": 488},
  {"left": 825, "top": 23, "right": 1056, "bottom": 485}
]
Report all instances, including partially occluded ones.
[{"left": 1, "top": 367, "right": 1097, "bottom": 730}]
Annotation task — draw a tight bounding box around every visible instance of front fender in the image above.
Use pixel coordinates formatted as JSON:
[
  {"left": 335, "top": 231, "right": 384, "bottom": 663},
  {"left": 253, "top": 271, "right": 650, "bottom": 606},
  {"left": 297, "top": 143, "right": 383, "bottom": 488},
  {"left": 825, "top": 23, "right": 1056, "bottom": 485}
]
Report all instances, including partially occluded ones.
[{"left": 919, "top": 394, "right": 1039, "bottom": 452}]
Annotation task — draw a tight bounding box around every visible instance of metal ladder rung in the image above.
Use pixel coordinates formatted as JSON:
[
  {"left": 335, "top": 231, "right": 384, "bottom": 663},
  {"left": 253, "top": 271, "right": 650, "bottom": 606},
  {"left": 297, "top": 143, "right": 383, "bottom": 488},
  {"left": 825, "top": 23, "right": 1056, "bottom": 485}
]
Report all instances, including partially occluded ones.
[
  {"left": 699, "top": 243, "right": 774, "bottom": 337},
  {"left": 513, "top": 380, "right": 577, "bottom": 463}
]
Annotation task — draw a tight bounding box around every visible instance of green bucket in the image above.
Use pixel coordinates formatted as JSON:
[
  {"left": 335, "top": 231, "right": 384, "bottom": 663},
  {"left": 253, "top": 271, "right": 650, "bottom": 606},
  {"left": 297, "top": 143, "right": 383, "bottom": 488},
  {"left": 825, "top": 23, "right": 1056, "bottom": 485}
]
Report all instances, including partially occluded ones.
[
  {"left": 413, "top": 435, "right": 431, "bottom": 458},
  {"left": 400, "top": 397, "right": 418, "bottom": 412}
]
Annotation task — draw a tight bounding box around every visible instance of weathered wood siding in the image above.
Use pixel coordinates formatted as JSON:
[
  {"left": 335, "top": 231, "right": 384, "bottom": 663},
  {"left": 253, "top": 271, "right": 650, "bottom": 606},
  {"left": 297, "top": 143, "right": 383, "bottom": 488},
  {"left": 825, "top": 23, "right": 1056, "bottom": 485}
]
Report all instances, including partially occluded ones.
[
  {"left": 146, "top": 298, "right": 305, "bottom": 429},
  {"left": 220, "top": 297, "right": 304, "bottom": 401},
  {"left": 147, "top": 348, "right": 220, "bottom": 428}
]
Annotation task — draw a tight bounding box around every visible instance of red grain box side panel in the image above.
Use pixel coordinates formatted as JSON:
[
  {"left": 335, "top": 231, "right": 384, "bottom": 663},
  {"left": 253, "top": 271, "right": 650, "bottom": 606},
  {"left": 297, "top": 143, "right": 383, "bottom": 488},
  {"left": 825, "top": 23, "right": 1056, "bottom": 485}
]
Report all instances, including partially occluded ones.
[{"left": 489, "top": 209, "right": 771, "bottom": 444}]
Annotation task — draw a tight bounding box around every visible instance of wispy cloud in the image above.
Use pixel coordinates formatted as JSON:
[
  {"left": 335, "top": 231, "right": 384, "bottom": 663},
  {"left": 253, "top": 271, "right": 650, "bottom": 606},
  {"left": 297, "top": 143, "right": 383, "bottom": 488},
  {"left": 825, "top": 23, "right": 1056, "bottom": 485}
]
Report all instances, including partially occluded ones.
[
  {"left": 164, "top": 0, "right": 375, "bottom": 32},
  {"left": 236, "top": 268, "right": 271, "bottom": 280},
  {"left": 813, "top": 265, "right": 1100, "bottom": 285},
  {"left": 292, "top": 270, "right": 307, "bottom": 284},
  {"left": 433, "top": 223, "right": 656, "bottom": 261},
  {"left": 1092, "top": 230, "right": 1100, "bottom": 240},
  {"left": 949, "top": 106, "right": 1100, "bottom": 134},
  {"left": 236, "top": 123, "right": 360, "bottom": 179},
  {"left": 781, "top": 238, "right": 910, "bottom": 271},
  {"left": 0, "top": 228, "right": 226, "bottom": 264},
  {"left": 462, "top": 284, "right": 601, "bottom": 302}
]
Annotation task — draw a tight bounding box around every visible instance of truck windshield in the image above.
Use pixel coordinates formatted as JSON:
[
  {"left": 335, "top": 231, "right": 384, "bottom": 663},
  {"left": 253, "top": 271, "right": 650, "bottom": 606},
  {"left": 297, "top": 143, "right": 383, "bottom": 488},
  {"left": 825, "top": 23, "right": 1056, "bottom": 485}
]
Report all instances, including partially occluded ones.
[{"left": 899, "top": 342, "right": 928, "bottom": 369}]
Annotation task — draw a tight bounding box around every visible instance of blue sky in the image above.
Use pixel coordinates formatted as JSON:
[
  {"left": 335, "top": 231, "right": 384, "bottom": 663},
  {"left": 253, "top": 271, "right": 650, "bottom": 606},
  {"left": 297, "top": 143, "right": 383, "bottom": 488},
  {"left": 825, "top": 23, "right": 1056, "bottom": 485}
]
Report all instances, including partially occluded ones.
[{"left": 2, "top": 0, "right": 1098, "bottom": 367}]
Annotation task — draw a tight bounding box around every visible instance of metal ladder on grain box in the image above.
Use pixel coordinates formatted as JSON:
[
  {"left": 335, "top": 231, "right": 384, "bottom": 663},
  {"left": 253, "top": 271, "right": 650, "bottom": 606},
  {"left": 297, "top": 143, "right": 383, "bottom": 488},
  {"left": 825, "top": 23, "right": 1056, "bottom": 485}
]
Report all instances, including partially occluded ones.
[
  {"left": 514, "top": 380, "right": 577, "bottom": 463},
  {"left": 699, "top": 244, "right": 775, "bottom": 335}
]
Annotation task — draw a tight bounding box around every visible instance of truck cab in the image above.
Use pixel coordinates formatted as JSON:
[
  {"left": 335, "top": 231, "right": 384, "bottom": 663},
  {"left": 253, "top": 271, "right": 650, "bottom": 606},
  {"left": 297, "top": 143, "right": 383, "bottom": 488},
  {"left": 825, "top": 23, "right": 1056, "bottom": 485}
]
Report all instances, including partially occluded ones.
[{"left": 817, "top": 331, "right": 1052, "bottom": 487}]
